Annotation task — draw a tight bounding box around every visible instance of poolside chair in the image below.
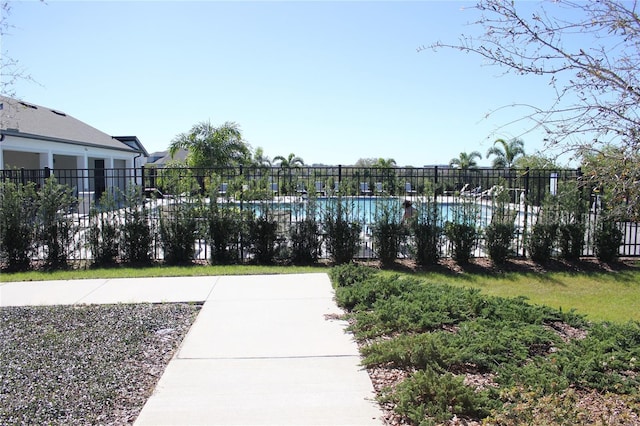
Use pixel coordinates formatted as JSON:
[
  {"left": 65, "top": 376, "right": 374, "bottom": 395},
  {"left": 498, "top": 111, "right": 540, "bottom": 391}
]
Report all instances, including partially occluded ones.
[
  {"left": 315, "top": 181, "right": 326, "bottom": 196},
  {"left": 218, "top": 183, "right": 228, "bottom": 196},
  {"left": 270, "top": 182, "right": 279, "bottom": 195},
  {"left": 360, "top": 182, "right": 372, "bottom": 196},
  {"left": 374, "top": 182, "right": 384, "bottom": 194},
  {"left": 405, "top": 182, "right": 417, "bottom": 195},
  {"left": 296, "top": 183, "right": 307, "bottom": 196}
]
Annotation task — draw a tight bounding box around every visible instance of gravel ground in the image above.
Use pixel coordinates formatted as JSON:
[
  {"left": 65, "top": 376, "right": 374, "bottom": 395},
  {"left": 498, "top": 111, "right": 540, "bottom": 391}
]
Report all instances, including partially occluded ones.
[{"left": 0, "top": 303, "right": 200, "bottom": 425}]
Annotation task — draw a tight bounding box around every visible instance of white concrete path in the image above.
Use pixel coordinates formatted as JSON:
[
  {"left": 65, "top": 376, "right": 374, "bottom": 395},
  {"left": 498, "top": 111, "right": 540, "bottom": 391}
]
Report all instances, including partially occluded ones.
[{"left": 0, "top": 273, "right": 383, "bottom": 425}]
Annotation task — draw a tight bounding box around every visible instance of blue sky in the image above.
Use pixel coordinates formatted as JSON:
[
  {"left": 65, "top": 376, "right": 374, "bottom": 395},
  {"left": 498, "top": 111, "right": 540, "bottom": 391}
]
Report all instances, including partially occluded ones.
[{"left": 4, "top": 0, "right": 566, "bottom": 167}]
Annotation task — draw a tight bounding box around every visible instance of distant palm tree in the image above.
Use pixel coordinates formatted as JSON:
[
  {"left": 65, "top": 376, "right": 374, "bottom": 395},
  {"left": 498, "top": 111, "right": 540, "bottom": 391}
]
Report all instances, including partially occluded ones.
[
  {"left": 273, "top": 153, "right": 305, "bottom": 195},
  {"left": 253, "top": 147, "right": 272, "bottom": 168},
  {"left": 374, "top": 158, "right": 397, "bottom": 168},
  {"left": 449, "top": 151, "right": 482, "bottom": 169},
  {"left": 273, "top": 153, "right": 305, "bottom": 169},
  {"left": 486, "top": 138, "right": 525, "bottom": 168}
]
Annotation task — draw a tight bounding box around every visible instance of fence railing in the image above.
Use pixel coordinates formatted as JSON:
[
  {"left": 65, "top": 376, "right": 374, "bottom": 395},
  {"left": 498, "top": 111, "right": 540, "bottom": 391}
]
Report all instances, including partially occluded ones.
[{"left": 1, "top": 165, "right": 638, "bottom": 266}]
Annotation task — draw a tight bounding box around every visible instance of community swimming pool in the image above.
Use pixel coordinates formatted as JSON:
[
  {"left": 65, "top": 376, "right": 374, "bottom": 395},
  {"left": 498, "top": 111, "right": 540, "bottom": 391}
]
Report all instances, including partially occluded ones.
[{"left": 237, "top": 196, "right": 499, "bottom": 229}]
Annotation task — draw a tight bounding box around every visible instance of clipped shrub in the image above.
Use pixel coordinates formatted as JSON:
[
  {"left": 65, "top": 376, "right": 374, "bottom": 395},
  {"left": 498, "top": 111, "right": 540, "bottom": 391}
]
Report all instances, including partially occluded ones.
[
  {"left": 207, "top": 201, "right": 244, "bottom": 264},
  {"left": 289, "top": 217, "right": 320, "bottom": 265},
  {"left": 444, "top": 222, "right": 477, "bottom": 264},
  {"left": 120, "top": 186, "right": 152, "bottom": 265},
  {"left": 444, "top": 201, "right": 478, "bottom": 264},
  {"left": 160, "top": 202, "right": 199, "bottom": 265},
  {"left": 594, "top": 220, "right": 623, "bottom": 262},
  {"left": 409, "top": 197, "right": 442, "bottom": 266},
  {"left": 246, "top": 207, "right": 278, "bottom": 264},
  {"left": 323, "top": 197, "right": 362, "bottom": 264},
  {"left": 0, "top": 181, "right": 36, "bottom": 271},
  {"left": 87, "top": 191, "right": 120, "bottom": 267},
  {"left": 485, "top": 222, "right": 514, "bottom": 264},
  {"left": 372, "top": 200, "right": 405, "bottom": 267},
  {"left": 558, "top": 223, "right": 585, "bottom": 260},
  {"left": 385, "top": 366, "right": 496, "bottom": 425},
  {"left": 329, "top": 263, "right": 376, "bottom": 288},
  {"left": 36, "top": 176, "right": 79, "bottom": 270},
  {"left": 527, "top": 223, "right": 558, "bottom": 262}
]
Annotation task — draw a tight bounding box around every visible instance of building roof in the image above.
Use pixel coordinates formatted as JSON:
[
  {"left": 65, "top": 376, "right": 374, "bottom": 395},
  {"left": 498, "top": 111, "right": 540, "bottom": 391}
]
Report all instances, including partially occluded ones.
[
  {"left": 147, "top": 148, "right": 189, "bottom": 166},
  {"left": 0, "top": 96, "right": 146, "bottom": 154}
]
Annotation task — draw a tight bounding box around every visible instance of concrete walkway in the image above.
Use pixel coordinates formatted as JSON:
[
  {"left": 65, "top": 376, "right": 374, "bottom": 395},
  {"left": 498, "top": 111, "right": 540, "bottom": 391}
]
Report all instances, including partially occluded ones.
[{"left": 0, "top": 273, "right": 383, "bottom": 425}]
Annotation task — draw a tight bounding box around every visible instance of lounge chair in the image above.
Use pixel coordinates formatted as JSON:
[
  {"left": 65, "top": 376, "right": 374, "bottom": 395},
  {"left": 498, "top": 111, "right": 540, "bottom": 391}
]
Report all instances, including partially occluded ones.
[
  {"left": 315, "top": 181, "right": 326, "bottom": 196},
  {"left": 374, "top": 182, "right": 384, "bottom": 194},
  {"left": 360, "top": 182, "right": 372, "bottom": 196},
  {"left": 270, "top": 182, "right": 278, "bottom": 195},
  {"left": 218, "top": 183, "right": 228, "bottom": 196},
  {"left": 405, "top": 182, "right": 417, "bottom": 195}
]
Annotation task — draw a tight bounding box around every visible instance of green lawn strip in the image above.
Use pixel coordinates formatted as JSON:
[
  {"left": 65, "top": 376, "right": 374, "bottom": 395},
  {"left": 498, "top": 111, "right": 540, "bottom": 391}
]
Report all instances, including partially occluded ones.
[
  {"left": 0, "top": 265, "right": 326, "bottom": 283},
  {"left": 401, "top": 270, "right": 640, "bottom": 324}
]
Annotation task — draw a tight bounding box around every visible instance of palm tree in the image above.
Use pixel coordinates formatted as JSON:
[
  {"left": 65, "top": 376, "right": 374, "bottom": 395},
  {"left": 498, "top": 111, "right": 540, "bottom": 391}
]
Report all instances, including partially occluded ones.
[
  {"left": 374, "top": 158, "right": 397, "bottom": 168},
  {"left": 169, "top": 121, "right": 251, "bottom": 169},
  {"left": 486, "top": 138, "right": 525, "bottom": 169},
  {"left": 273, "top": 153, "right": 305, "bottom": 195},
  {"left": 449, "top": 151, "right": 482, "bottom": 169},
  {"left": 273, "top": 153, "right": 305, "bottom": 169},
  {"left": 252, "top": 147, "right": 272, "bottom": 168}
]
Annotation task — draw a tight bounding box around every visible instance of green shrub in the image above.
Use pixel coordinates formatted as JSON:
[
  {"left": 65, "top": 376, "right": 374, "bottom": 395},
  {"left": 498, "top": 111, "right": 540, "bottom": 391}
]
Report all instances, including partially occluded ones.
[
  {"left": 160, "top": 202, "right": 199, "bottom": 265},
  {"left": 385, "top": 366, "right": 496, "bottom": 425},
  {"left": 329, "top": 263, "right": 376, "bottom": 288},
  {"left": 558, "top": 223, "right": 585, "bottom": 260},
  {"left": 444, "top": 201, "right": 478, "bottom": 264},
  {"left": 0, "top": 181, "right": 36, "bottom": 271},
  {"left": 485, "top": 222, "right": 514, "bottom": 264},
  {"left": 527, "top": 223, "right": 558, "bottom": 262},
  {"left": 289, "top": 217, "right": 320, "bottom": 265},
  {"left": 444, "top": 222, "right": 477, "bottom": 264},
  {"left": 246, "top": 208, "right": 278, "bottom": 264},
  {"left": 371, "top": 199, "right": 406, "bottom": 267},
  {"left": 36, "top": 176, "right": 79, "bottom": 270},
  {"left": 120, "top": 186, "right": 152, "bottom": 265},
  {"left": 594, "top": 220, "right": 623, "bottom": 262},
  {"left": 411, "top": 222, "right": 441, "bottom": 266},
  {"left": 207, "top": 201, "right": 244, "bottom": 264},
  {"left": 87, "top": 192, "right": 120, "bottom": 267},
  {"left": 323, "top": 198, "right": 362, "bottom": 264}
]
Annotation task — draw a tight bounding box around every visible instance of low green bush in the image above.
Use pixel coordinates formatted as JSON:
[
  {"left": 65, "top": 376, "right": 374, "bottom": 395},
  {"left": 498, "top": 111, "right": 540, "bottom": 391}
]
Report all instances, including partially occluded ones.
[
  {"left": 384, "top": 366, "right": 497, "bottom": 425},
  {"left": 0, "top": 181, "right": 36, "bottom": 272},
  {"left": 527, "top": 223, "right": 558, "bottom": 262},
  {"left": 207, "top": 202, "right": 245, "bottom": 265},
  {"left": 160, "top": 203, "right": 199, "bottom": 265},
  {"left": 36, "top": 176, "right": 80, "bottom": 270},
  {"left": 485, "top": 222, "right": 514, "bottom": 264},
  {"left": 595, "top": 220, "right": 623, "bottom": 262},
  {"left": 246, "top": 210, "right": 278, "bottom": 264},
  {"left": 558, "top": 223, "right": 585, "bottom": 260},
  {"left": 289, "top": 217, "right": 320, "bottom": 265},
  {"left": 323, "top": 198, "right": 361, "bottom": 264},
  {"left": 87, "top": 192, "right": 120, "bottom": 267},
  {"left": 120, "top": 186, "right": 153, "bottom": 265},
  {"left": 330, "top": 268, "right": 640, "bottom": 425}
]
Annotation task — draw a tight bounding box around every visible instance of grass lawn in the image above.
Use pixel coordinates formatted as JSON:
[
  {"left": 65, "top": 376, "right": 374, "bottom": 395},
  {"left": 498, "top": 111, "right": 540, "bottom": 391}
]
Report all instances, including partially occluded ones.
[{"left": 408, "top": 269, "right": 640, "bottom": 324}]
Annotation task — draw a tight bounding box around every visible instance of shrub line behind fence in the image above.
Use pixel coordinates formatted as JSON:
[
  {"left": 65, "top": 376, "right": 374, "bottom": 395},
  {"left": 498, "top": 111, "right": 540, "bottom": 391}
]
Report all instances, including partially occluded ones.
[{"left": 1, "top": 165, "right": 638, "bottom": 270}]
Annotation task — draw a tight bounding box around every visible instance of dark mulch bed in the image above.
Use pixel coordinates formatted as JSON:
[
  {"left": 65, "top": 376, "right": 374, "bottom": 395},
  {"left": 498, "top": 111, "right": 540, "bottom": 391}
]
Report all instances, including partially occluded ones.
[{"left": 0, "top": 303, "right": 200, "bottom": 425}]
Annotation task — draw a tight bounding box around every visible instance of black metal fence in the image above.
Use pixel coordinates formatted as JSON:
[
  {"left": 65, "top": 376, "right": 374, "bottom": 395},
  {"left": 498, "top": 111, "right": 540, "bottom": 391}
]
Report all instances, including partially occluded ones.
[{"left": 1, "top": 165, "right": 638, "bottom": 264}]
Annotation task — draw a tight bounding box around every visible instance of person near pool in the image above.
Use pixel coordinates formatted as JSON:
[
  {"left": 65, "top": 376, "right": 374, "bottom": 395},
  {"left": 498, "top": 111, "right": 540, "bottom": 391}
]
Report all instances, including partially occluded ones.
[{"left": 402, "top": 199, "right": 416, "bottom": 223}]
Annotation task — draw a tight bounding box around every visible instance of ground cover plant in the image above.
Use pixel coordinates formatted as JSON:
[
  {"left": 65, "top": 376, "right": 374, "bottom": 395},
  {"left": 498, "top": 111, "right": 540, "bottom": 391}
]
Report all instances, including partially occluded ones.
[
  {"left": 330, "top": 264, "right": 640, "bottom": 425},
  {"left": 0, "top": 303, "right": 199, "bottom": 425}
]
